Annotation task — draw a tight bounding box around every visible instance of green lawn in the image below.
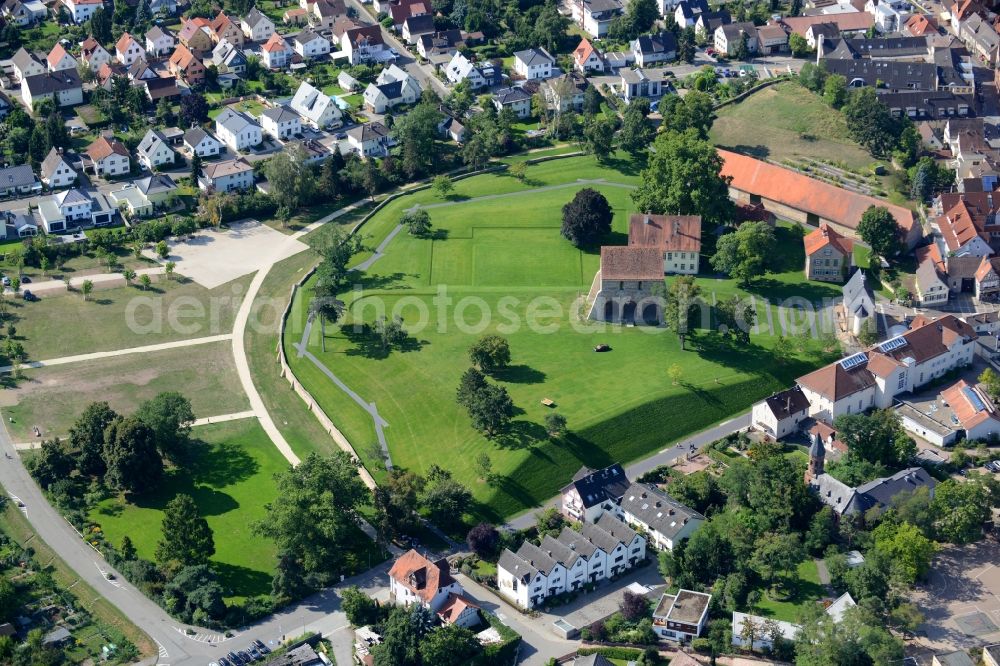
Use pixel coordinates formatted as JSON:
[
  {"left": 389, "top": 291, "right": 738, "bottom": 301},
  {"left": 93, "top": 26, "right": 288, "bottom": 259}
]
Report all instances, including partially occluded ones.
[
  {"left": 285, "top": 155, "right": 839, "bottom": 522},
  {"left": 89, "top": 420, "right": 285, "bottom": 602},
  {"left": 751, "top": 559, "right": 827, "bottom": 623},
  {"left": 711, "top": 81, "right": 886, "bottom": 176},
  {"left": 2, "top": 340, "right": 250, "bottom": 441},
  {"left": 9, "top": 275, "right": 250, "bottom": 360},
  {"left": 1, "top": 243, "right": 157, "bottom": 281},
  {"left": 209, "top": 100, "right": 267, "bottom": 120}
]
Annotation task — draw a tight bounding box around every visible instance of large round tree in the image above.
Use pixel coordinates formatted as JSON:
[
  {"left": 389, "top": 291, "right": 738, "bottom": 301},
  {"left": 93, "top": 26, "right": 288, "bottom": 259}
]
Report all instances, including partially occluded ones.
[{"left": 561, "top": 187, "right": 613, "bottom": 247}]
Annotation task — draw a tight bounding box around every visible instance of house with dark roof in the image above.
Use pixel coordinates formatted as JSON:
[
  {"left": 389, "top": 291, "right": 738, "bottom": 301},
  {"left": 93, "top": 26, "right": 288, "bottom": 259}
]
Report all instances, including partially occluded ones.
[
  {"left": 513, "top": 47, "right": 555, "bottom": 80},
  {"left": 807, "top": 439, "right": 937, "bottom": 516},
  {"left": 674, "top": 0, "right": 709, "bottom": 27},
  {"left": 184, "top": 128, "right": 222, "bottom": 158},
  {"left": 751, "top": 386, "right": 811, "bottom": 439},
  {"left": 0, "top": 165, "right": 39, "bottom": 197},
  {"left": 364, "top": 64, "right": 421, "bottom": 113},
  {"left": 695, "top": 10, "right": 731, "bottom": 39},
  {"left": 21, "top": 70, "right": 83, "bottom": 109},
  {"left": 620, "top": 67, "right": 665, "bottom": 103},
  {"left": 388, "top": 549, "right": 463, "bottom": 612},
  {"left": 40, "top": 148, "right": 77, "bottom": 189},
  {"left": 417, "top": 29, "right": 464, "bottom": 62},
  {"left": 347, "top": 121, "right": 393, "bottom": 157},
  {"left": 199, "top": 157, "right": 254, "bottom": 192},
  {"left": 843, "top": 269, "right": 875, "bottom": 338},
  {"left": 560, "top": 464, "right": 630, "bottom": 523},
  {"left": 402, "top": 14, "right": 435, "bottom": 43},
  {"left": 492, "top": 86, "right": 533, "bottom": 118},
  {"left": 571, "top": 0, "right": 623, "bottom": 38},
  {"left": 632, "top": 31, "right": 677, "bottom": 68},
  {"left": 714, "top": 21, "right": 758, "bottom": 57},
  {"left": 242, "top": 7, "right": 276, "bottom": 42},
  {"left": 619, "top": 482, "right": 704, "bottom": 551}
]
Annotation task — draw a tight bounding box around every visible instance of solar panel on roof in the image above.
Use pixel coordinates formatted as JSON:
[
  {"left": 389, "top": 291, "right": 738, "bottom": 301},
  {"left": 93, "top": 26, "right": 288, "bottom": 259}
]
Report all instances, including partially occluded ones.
[
  {"left": 963, "top": 386, "right": 986, "bottom": 413},
  {"left": 879, "top": 336, "right": 908, "bottom": 353},
  {"left": 840, "top": 352, "right": 868, "bottom": 370}
]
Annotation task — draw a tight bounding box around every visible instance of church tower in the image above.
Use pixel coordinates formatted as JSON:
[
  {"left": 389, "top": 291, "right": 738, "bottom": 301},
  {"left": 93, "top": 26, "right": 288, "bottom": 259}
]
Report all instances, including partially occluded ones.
[{"left": 805, "top": 437, "right": 825, "bottom": 484}]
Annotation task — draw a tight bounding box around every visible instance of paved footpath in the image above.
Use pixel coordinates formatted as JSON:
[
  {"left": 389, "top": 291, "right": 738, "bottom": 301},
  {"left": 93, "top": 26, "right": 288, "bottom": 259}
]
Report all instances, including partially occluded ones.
[
  {"left": 14, "top": 266, "right": 166, "bottom": 296},
  {"left": 0, "top": 333, "right": 232, "bottom": 374}
]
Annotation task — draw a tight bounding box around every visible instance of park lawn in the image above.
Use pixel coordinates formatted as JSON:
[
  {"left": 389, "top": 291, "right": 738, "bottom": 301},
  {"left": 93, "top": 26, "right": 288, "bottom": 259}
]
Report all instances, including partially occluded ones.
[
  {"left": 2, "top": 340, "right": 250, "bottom": 441},
  {"left": 711, "top": 81, "right": 884, "bottom": 175},
  {"left": 0, "top": 244, "right": 158, "bottom": 282},
  {"left": 10, "top": 274, "right": 251, "bottom": 361},
  {"left": 752, "top": 559, "right": 827, "bottom": 623},
  {"left": 89, "top": 420, "right": 285, "bottom": 602},
  {"left": 285, "top": 157, "right": 838, "bottom": 522},
  {"left": 209, "top": 100, "right": 267, "bottom": 120}
]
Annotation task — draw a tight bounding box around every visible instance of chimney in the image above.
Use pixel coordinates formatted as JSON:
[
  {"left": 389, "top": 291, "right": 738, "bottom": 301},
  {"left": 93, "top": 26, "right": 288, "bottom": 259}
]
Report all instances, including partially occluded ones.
[{"left": 644, "top": 215, "right": 651, "bottom": 225}]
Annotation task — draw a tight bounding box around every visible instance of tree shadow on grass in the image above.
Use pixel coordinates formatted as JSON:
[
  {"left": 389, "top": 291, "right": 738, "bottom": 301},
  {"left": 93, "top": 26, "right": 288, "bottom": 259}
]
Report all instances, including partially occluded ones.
[
  {"left": 212, "top": 560, "right": 273, "bottom": 600},
  {"left": 677, "top": 380, "right": 724, "bottom": 409},
  {"left": 602, "top": 153, "right": 645, "bottom": 176},
  {"left": 132, "top": 486, "right": 239, "bottom": 518},
  {"left": 427, "top": 229, "right": 449, "bottom": 241},
  {"left": 745, "top": 278, "right": 842, "bottom": 304},
  {"left": 691, "top": 334, "right": 815, "bottom": 384},
  {"left": 188, "top": 441, "right": 260, "bottom": 488},
  {"left": 724, "top": 144, "right": 771, "bottom": 160},
  {"left": 340, "top": 323, "right": 427, "bottom": 360},
  {"left": 92, "top": 298, "right": 114, "bottom": 305},
  {"left": 494, "top": 364, "right": 546, "bottom": 384},
  {"left": 491, "top": 475, "right": 538, "bottom": 514},
  {"left": 494, "top": 420, "right": 549, "bottom": 452},
  {"left": 551, "top": 431, "right": 615, "bottom": 470},
  {"left": 351, "top": 272, "right": 414, "bottom": 291}
]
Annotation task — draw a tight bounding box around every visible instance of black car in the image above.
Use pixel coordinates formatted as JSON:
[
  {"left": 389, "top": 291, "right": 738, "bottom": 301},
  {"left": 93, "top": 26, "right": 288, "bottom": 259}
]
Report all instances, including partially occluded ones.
[{"left": 22, "top": 290, "right": 36, "bottom": 301}]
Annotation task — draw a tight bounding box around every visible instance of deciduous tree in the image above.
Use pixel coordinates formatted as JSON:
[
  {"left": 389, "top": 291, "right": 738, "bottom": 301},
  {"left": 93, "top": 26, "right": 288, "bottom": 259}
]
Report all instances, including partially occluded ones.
[
  {"left": 468, "top": 335, "right": 511, "bottom": 373},
  {"left": 857, "top": 206, "right": 901, "bottom": 267},
  {"left": 102, "top": 416, "right": 163, "bottom": 494},
  {"left": 561, "top": 187, "right": 612, "bottom": 247},
  {"left": 136, "top": 392, "right": 195, "bottom": 460},
  {"left": 70, "top": 401, "right": 118, "bottom": 476},
  {"left": 710, "top": 222, "right": 775, "bottom": 286}
]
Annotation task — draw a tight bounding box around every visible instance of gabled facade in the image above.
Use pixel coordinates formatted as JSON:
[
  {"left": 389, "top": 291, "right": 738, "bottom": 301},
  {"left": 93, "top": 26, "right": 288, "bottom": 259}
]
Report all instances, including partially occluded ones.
[
  {"left": 513, "top": 47, "right": 555, "bottom": 79},
  {"left": 46, "top": 44, "right": 78, "bottom": 73},
  {"left": 12, "top": 48, "right": 45, "bottom": 82},
  {"left": 200, "top": 157, "right": 254, "bottom": 192},
  {"left": 259, "top": 106, "right": 302, "bottom": 140},
  {"left": 86, "top": 136, "right": 131, "bottom": 177},
  {"left": 290, "top": 81, "right": 343, "bottom": 128},
  {"left": 804, "top": 223, "right": 854, "bottom": 282},
  {"left": 136, "top": 129, "right": 176, "bottom": 170},
  {"left": 178, "top": 19, "right": 215, "bottom": 55},
  {"left": 294, "top": 28, "right": 331, "bottom": 59},
  {"left": 619, "top": 482, "right": 704, "bottom": 551},
  {"left": 40, "top": 148, "right": 77, "bottom": 189},
  {"left": 388, "top": 549, "right": 463, "bottom": 612},
  {"left": 80, "top": 37, "right": 112, "bottom": 70},
  {"left": 571, "top": 0, "right": 623, "bottom": 38},
  {"left": 342, "top": 24, "right": 386, "bottom": 64},
  {"left": 21, "top": 70, "right": 84, "bottom": 109},
  {"left": 146, "top": 26, "right": 176, "bottom": 56},
  {"left": 492, "top": 86, "right": 532, "bottom": 118},
  {"left": 346, "top": 121, "right": 392, "bottom": 157},
  {"left": 573, "top": 38, "right": 605, "bottom": 72},
  {"left": 560, "top": 464, "right": 631, "bottom": 523},
  {"left": 211, "top": 12, "right": 246, "bottom": 47},
  {"left": 184, "top": 128, "right": 222, "bottom": 157},
  {"left": 116, "top": 32, "right": 146, "bottom": 66},
  {"left": 751, "top": 386, "right": 811, "bottom": 440},
  {"left": 212, "top": 40, "right": 248, "bottom": 75},
  {"left": 215, "top": 108, "right": 262, "bottom": 152},
  {"left": 261, "top": 33, "right": 293, "bottom": 69},
  {"left": 363, "top": 64, "right": 421, "bottom": 113},
  {"left": 168, "top": 44, "right": 207, "bottom": 85},
  {"left": 715, "top": 21, "right": 759, "bottom": 56},
  {"left": 241, "top": 7, "right": 276, "bottom": 42},
  {"left": 65, "top": 0, "right": 102, "bottom": 24}
]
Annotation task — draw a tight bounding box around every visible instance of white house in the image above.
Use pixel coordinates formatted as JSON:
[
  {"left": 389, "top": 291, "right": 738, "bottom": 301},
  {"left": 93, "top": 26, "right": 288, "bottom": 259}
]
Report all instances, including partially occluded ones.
[
  {"left": 241, "top": 7, "right": 276, "bottom": 42},
  {"left": 674, "top": 0, "right": 709, "bottom": 27},
  {"left": 652, "top": 590, "right": 712, "bottom": 642},
  {"left": 261, "top": 33, "right": 293, "bottom": 69},
  {"left": 445, "top": 52, "right": 488, "bottom": 89},
  {"left": 493, "top": 86, "right": 533, "bottom": 118},
  {"left": 731, "top": 613, "right": 801, "bottom": 651},
  {"left": 289, "top": 81, "right": 343, "bottom": 128},
  {"left": 632, "top": 31, "right": 678, "bottom": 67},
  {"left": 11, "top": 48, "right": 45, "bottom": 83},
  {"left": 145, "top": 26, "right": 176, "bottom": 57},
  {"left": 364, "top": 64, "right": 421, "bottom": 113},
  {"left": 40, "top": 148, "right": 77, "bottom": 189},
  {"left": 259, "top": 106, "right": 302, "bottom": 140},
  {"left": 115, "top": 32, "right": 146, "bottom": 66},
  {"left": 714, "top": 21, "right": 759, "bottom": 57},
  {"left": 294, "top": 27, "right": 331, "bottom": 59},
  {"left": 341, "top": 24, "right": 388, "bottom": 65},
  {"left": 865, "top": 0, "right": 910, "bottom": 33},
  {"left": 215, "top": 108, "right": 262, "bottom": 152},
  {"left": 65, "top": 0, "right": 103, "bottom": 24},
  {"left": 136, "top": 129, "right": 176, "bottom": 170},
  {"left": 80, "top": 37, "right": 112, "bottom": 70},
  {"left": 560, "top": 464, "right": 630, "bottom": 523},
  {"left": 388, "top": 549, "right": 464, "bottom": 613},
  {"left": 183, "top": 127, "right": 222, "bottom": 158},
  {"left": 513, "top": 47, "right": 555, "bottom": 80},
  {"left": 346, "top": 121, "right": 393, "bottom": 157},
  {"left": 619, "top": 482, "right": 705, "bottom": 551},
  {"left": 46, "top": 44, "right": 78, "bottom": 73},
  {"left": 571, "top": 0, "right": 623, "bottom": 38},
  {"left": 435, "top": 594, "right": 481, "bottom": 629},
  {"left": 751, "top": 386, "right": 811, "bottom": 440},
  {"left": 36, "top": 188, "right": 115, "bottom": 233},
  {"left": 85, "top": 135, "right": 130, "bottom": 177},
  {"left": 573, "top": 38, "right": 605, "bottom": 72},
  {"left": 497, "top": 514, "right": 645, "bottom": 609},
  {"left": 200, "top": 157, "right": 254, "bottom": 192},
  {"left": 620, "top": 67, "right": 664, "bottom": 103}
]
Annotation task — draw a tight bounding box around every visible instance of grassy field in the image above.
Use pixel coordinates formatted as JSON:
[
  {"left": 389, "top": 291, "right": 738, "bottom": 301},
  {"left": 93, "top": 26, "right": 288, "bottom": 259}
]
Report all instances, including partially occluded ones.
[
  {"left": 285, "top": 155, "right": 839, "bottom": 522},
  {"left": 0, "top": 243, "right": 157, "bottom": 282},
  {"left": 0, "top": 500, "right": 156, "bottom": 660},
  {"left": 9, "top": 275, "right": 250, "bottom": 360},
  {"left": 752, "top": 559, "right": 826, "bottom": 623},
  {"left": 711, "top": 81, "right": 883, "bottom": 174},
  {"left": 89, "top": 420, "right": 284, "bottom": 602},
  {"left": 1, "top": 341, "right": 250, "bottom": 441}
]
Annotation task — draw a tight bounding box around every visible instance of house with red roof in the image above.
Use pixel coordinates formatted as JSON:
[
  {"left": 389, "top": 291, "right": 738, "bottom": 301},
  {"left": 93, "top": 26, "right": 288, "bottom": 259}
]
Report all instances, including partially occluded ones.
[
  {"left": 803, "top": 223, "right": 854, "bottom": 282},
  {"left": 47, "top": 44, "right": 77, "bottom": 72},
  {"left": 115, "top": 32, "right": 146, "bottom": 66},
  {"left": 435, "top": 593, "right": 481, "bottom": 628},
  {"left": 573, "top": 38, "right": 605, "bottom": 72},
  {"left": 388, "top": 549, "right": 464, "bottom": 613}
]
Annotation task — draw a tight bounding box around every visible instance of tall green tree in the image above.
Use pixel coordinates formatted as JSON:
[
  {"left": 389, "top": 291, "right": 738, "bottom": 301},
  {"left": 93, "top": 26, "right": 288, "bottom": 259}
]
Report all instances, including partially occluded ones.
[
  {"left": 561, "top": 188, "right": 613, "bottom": 246},
  {"left": 844, "top": 87, "right": 899, "bottom": 157},
  {"left": 833, "top": 409, "right": 914, "bottom": 468},
  {"left": 156, "top": 493, "right": 216, "bottom": 567},
  {"left": 710, "top": 221, "right": 775, "bottom": 286},
  {"left": 136, "top": 392, "right": 195, "bottom": 460},
  {"left": 932, "top": 475, "right": 997, "bottom": 544},
  {"left": 857, "top": 205, "right": 901, "bottom": 266},
  {"left": 69, "top": 401, "right": 118, "bottom": 476},
  {"left": 102, "top": 416, "right": 163, "bottom": 494},
  {"left": 393, "top": 102, "right": 443, "bottom": 178},
  {"left": 618, "top": 98, "right": 655, "bottom": 156},
  {"left": 419, "top": 624, "right": 482, "bottom": 666},
  {"left": 468, "top": 335, "right": 511, "bottom": 373},
  {"left": 663, "top": 275, "right": 701, "bottom": 350},
  {"left": 252, "top": 452, "right": 368, "bottom": 578},
  {"left": 632, "top": 129, "right": 733, "bottom": 225}
]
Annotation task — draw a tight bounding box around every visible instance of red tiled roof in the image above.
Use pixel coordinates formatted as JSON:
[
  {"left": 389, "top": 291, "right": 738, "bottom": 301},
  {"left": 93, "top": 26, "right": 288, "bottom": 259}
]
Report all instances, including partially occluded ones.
[
  {"left": 573, "top": 38, "right": 596, "bottom": 66},
  {"left": 388, "top": 549, "right": 454, "bottom": 605},
  {"left": 86, "top": 135, "right": 129, "bottom": 161},
  {"left": 628, "top": 214, "right": 702, "bottom": 253},
  {"left": 115, "top": 32, "right": 139, "bottom": 55},
  {"left": 436, "top": 593, "right": 478, "bottom": 624},
  {"left": 916, "top": 243, "right": 946, "bottom": 273},
  {"left": 974, "top": 255, "right": 1000, "bottom": 282},
  {"left": 904, "top": 13, "right": 937, "bottom": 36},
  {"left": 938, "top": 200, "right": 988, "bottom": 252},
  {"left": 779, "top": 12, "right": 874, "bottom": 37},
  {"left": 942, "top": 379, "right": 998, "bottom": 429},
  {"left": 262, "top": 33, "right": 289, "bottom": 53},
  {"left": 169, "top": 44, "right": 199, "bottom": 69},
  {"left": 803, "top": 223, "right": 854, "bottom": 257},
  {"left": 600, "top": 246, "right": 664, "bottom": 281},
  {"left": 718, "top": 149, "right": 916, "bottom": 237}
]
